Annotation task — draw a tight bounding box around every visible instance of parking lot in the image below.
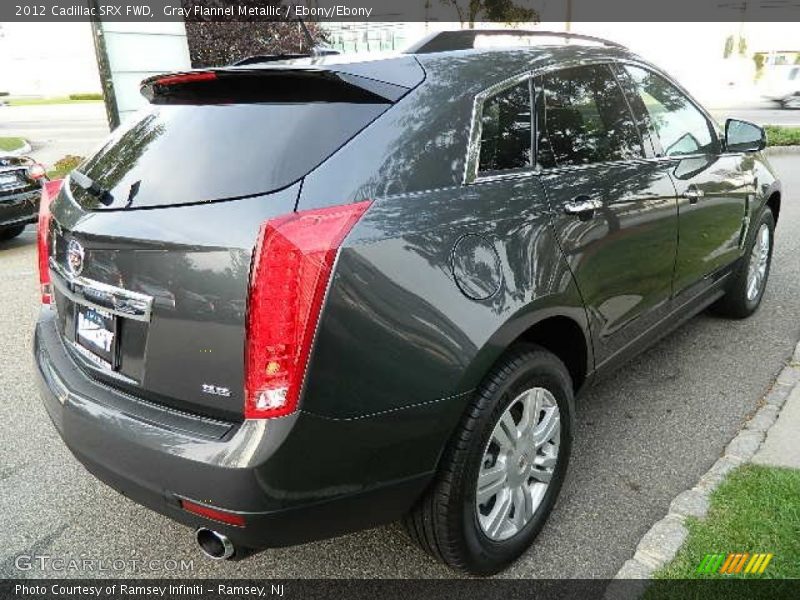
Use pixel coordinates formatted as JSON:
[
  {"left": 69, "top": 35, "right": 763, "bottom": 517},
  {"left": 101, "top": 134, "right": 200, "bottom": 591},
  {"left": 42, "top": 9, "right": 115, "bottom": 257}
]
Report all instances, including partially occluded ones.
[{"left": 0, "top": 154, "right": 798, "bottom": 579}]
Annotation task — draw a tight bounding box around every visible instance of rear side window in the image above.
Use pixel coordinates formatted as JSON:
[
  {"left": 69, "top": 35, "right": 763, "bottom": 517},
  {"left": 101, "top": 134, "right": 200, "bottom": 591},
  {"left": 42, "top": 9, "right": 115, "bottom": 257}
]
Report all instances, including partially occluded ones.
[
  {"left": 539, "top": 64, "right": 644, "bottom": 167},
  {"left": 478, "top": 80, "right": 532, "bottom": 173},
  {"left": 71, "top": 100, "right": 388, "bottom": 210},
  {"left": 623, "top": 65, "right": 717, "bottom": 157}
]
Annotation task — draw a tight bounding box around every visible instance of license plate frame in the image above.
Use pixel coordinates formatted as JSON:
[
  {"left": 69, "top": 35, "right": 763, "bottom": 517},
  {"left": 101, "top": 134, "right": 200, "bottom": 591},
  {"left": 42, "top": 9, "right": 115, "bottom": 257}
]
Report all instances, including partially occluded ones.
[{"left": 75, "top": 305, "right": 118, "bottom": 370}]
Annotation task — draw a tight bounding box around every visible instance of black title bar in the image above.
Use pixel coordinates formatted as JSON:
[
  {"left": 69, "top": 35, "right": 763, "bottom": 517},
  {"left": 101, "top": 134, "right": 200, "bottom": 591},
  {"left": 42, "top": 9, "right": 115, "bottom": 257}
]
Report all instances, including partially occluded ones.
[{"left": 3, "top": 0, "right": 800, "bottom": 22}]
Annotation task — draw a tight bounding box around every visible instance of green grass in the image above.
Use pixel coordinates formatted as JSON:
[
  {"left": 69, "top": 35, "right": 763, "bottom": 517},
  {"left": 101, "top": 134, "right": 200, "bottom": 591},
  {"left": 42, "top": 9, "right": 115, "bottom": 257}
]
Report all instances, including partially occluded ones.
[
  {"left": 654, "top": 464, "right": 800, "bottom": 581},
  {"left": 47, "top": 169, "right": 71, "bottom": 180},
  {"left": 68, "top": 93, "right": 103, "bottom": 101},
  {"left": 765, "top": 125, "right": 800, "bottom": 147},
  {"left": 6, "top": 96, "right": 102, "bottom": 106},
  {"left": 0, "top": 136, "right": 25, "bottom": 152},
  {"left": 46, "top": 155, "right": 84, "bottom": 181}
]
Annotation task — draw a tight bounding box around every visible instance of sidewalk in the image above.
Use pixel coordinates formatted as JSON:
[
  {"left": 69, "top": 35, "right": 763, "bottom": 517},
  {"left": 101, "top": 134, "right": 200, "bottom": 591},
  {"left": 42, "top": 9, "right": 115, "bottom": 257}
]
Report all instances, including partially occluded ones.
[
  {"left": 613, "top": 342, "right": 800, "bottom": 580},
  {"left": 752, "top": 381, "right": 800, "bottom": 469}
]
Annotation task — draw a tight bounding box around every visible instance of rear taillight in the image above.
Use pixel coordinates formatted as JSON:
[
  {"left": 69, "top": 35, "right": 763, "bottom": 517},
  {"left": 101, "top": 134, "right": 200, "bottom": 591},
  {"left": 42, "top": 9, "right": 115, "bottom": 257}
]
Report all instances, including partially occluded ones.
[
  {"left": 141, "top": 71, "right": 218, "bottom": 101},
  {"left": 26, "top": 163, "right": 46, "bottom": 181},
  {"left": 38, "top": 179, "right": 64, "bottom": 304},
  {"left": 245, "top": 201, "right": 372, "bottom": 419},
  {"left": 154, "top": 71, "right": 217, "bottom": 86}
]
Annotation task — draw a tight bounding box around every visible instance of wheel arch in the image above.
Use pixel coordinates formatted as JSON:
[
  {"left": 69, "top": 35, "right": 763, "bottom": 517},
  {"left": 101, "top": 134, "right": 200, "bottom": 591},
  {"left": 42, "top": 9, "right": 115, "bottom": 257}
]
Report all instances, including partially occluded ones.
[
  {"left": 766, "top": 190, "right": 781, "bottom": 225},
  {"left": 513, "top": 315, "right": 590, "bottom": 393},
  {"left": 457, "top": 303, "right": 595, "bottom": 400}
]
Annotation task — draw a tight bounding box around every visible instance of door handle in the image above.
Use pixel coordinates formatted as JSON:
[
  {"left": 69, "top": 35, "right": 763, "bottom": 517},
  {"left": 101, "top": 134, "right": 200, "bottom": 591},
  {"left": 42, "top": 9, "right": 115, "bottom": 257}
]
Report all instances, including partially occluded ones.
[
  {"left": 564, "top": 196, "right": 603, "bottom": 218},
  {"left": 683, "top": 189, "right": 704, "bottom": 204}
]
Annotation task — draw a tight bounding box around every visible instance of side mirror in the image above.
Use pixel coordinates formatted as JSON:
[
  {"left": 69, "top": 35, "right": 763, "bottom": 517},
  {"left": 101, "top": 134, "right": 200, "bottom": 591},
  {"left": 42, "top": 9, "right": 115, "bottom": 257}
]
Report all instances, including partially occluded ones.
[{"left": 725, "top": 119, "right": 766, "bottom": 153}]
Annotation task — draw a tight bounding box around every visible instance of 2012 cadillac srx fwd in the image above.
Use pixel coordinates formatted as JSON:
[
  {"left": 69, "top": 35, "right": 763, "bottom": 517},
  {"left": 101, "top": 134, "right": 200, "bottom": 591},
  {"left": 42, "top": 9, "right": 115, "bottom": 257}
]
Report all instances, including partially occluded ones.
[{"left": 34, "top": 31, "right": 781, "bottom": 575}]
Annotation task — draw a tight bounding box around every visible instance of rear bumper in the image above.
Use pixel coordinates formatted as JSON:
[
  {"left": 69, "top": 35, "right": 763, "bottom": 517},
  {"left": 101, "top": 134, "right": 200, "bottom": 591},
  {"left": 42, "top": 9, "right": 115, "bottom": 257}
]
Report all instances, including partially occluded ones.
[
  {"left": 34, "top": 308, "right": 463, "bottom": 549},
  {"left": 0, "top": 188, "right": 39, "bottom": 229}
]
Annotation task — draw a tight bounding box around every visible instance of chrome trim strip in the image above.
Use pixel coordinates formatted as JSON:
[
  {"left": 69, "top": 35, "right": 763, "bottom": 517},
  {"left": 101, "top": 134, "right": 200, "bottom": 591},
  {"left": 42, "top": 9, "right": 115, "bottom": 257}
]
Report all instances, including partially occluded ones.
[
  {"left": 50, "top": 258, "right": 154, "bottom": 322},
  {"left": 473, "top": 170, "right": 535, "bottom": 185}
]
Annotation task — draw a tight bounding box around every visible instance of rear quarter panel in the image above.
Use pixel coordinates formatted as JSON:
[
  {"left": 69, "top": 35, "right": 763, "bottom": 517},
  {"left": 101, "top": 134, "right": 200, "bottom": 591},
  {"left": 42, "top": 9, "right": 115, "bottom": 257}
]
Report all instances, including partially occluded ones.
[
  {"left": 301, "top": 178, "right": 588, "bottom": 419},
  {"left": 298, "top": 51, "right": 597, "bottom": 420}
]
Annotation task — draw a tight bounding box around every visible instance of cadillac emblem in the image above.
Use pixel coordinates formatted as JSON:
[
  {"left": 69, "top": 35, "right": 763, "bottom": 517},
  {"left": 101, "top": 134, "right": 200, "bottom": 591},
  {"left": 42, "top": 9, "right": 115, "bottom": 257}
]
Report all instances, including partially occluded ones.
[{"left": 66, "top": 239, "right": 85, "bottom": 277}]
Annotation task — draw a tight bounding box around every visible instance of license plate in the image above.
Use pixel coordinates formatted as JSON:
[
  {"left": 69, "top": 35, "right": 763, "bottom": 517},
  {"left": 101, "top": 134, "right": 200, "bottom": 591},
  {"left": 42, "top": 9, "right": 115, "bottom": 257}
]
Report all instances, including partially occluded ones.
[
  {"left": 75, "top": 306, "right": 117, "bottom": 369},
  {"left": 0, "top": 173, "right": 19, "bottom": 189}
]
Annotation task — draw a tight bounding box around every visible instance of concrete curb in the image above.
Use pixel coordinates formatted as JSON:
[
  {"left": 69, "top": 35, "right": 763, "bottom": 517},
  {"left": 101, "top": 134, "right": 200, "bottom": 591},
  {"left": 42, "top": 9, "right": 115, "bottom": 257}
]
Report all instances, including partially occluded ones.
[
  {"left": 611, "top": 341, "right": 800, "bottom": 583},
  {"left": 4, "top": 140, "right": 32, "bottom": 157},
  {"left": 765, "top": 145, "right": 800, "bottom": 156}
]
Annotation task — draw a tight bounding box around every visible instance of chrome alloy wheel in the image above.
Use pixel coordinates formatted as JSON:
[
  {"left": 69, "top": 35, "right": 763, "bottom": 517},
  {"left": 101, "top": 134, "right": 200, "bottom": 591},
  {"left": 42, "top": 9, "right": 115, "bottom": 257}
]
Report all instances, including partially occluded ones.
[
  {"left": 476, "top": 388, "right": 561, "bottom": 541},
  {"left": 746, "top": 223, "right": 770, "bottom": 302},
  {"left": 784, "top": 95, "right": 800, "bottom": 109}
]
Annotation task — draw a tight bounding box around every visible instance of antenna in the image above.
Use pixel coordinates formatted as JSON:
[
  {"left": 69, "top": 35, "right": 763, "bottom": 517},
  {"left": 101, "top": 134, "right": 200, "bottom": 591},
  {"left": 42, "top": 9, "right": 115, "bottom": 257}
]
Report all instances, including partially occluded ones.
[
  {"left": 405, "top": 30, "right": 626, "bottom": 54},
  {"left": 289, "top": 2, "right": 339, "bottom": 56}
]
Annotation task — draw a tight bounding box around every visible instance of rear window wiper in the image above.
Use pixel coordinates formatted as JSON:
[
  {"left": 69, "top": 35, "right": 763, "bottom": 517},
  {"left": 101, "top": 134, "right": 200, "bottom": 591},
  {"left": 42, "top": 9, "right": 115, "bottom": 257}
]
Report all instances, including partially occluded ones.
[{"left": 71, "top": 170, "right": 114, "bottom": 206}]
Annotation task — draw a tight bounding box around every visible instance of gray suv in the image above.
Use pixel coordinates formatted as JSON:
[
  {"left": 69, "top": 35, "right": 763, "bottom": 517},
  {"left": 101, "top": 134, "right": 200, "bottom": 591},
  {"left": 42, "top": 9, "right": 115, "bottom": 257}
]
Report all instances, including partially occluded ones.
[{"left": 34, "top": 30, "right": 781, "bottom": 575}]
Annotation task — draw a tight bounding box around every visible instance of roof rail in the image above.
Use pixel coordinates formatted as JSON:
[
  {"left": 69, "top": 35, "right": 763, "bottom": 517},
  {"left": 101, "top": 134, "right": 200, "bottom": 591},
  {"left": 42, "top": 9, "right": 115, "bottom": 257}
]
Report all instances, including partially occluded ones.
[
  {"left": 404, "top": 29, "right": 626, "bottom": 54},
  {"left": 232, "top": 54, "right": 313, "bottom": 66}
]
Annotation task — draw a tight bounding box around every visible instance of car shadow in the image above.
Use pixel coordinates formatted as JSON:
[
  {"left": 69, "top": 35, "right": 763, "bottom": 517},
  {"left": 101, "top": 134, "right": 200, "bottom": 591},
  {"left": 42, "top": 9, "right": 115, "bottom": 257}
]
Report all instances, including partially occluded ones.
[{"left": 0, "top": 226, "right": 36, "bottom": 251}]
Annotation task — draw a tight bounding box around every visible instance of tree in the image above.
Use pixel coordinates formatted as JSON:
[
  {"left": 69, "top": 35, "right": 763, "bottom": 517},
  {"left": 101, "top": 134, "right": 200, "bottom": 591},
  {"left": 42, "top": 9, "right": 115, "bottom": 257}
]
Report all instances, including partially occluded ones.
[
  {"left": 723, "top": 35, "right": 734, "bottom": 59},
  {"left": 182, "top": 1, "right": 328, "bottom": 68},
  {"left": 440, "top": 0, "right": 538, "bottom": 27},
  {"left": 753, "top": 53, "right": 766, "bottom": 79}
]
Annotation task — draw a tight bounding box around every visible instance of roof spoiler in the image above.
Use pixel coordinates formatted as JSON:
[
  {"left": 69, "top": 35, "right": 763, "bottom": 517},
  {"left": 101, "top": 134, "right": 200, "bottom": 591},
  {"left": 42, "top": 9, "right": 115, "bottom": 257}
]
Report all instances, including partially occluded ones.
[
  {"left": 405, "top": 30, "right": 626, "bottom": 54},
  {"left": 140, "top": 68, "right": 410, "bottom": 105},
  {"left": 232, "top": 49, "right": 338, "bottom": 66}
]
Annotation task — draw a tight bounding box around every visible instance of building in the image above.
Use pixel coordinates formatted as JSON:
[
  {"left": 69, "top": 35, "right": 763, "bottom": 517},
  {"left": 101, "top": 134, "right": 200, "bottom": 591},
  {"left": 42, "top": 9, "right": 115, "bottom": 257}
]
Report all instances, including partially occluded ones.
[{"left": 0, "top": 23, "right": 102, "bottom": 97}]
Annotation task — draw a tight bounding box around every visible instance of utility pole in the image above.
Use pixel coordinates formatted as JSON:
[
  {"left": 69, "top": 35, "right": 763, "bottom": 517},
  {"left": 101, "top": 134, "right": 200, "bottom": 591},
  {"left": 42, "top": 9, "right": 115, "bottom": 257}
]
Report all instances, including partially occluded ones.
[
  {"left": 87, "top": 0, "right": 120, "bottom": 130},
  {"left": 565, "top": 0, "right": 572, "bottom": 32}
]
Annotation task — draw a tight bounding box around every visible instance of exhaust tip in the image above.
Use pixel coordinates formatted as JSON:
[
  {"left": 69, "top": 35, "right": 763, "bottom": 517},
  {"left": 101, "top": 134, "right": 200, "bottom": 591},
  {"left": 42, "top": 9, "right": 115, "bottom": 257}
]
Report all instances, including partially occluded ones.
[{"left": 195, "top": 528, "right": 235, "bottom": 560}]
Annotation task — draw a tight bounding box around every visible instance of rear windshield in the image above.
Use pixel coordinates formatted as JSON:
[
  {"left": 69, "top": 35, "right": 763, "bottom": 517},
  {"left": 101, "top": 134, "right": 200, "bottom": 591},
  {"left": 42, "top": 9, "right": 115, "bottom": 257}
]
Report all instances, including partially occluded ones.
[{"left": 70, "top": 101, "right": 388, "bottom": 210}]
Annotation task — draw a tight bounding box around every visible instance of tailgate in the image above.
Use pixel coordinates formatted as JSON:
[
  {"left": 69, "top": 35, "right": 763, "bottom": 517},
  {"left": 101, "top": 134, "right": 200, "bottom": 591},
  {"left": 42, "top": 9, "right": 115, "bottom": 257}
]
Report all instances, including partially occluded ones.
[
  {"left": 48, "top": 183, "right": 300, "bottom": 421},
  {"left": 45, "top": 64, "right": 411, "bottom": 420}
]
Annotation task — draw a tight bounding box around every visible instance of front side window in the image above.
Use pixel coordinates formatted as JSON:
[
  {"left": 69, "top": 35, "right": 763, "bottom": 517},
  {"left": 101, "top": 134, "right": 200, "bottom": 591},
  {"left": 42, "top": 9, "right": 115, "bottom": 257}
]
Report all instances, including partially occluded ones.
[
  {"left": 538, "top": 64, "right": 644, "bottom": 167},
  {"left": 623, "top": 65, "right": 717, "bottom": 157},
  {"left": 478, "top": 80, "right": 532, "bottom": 173}
]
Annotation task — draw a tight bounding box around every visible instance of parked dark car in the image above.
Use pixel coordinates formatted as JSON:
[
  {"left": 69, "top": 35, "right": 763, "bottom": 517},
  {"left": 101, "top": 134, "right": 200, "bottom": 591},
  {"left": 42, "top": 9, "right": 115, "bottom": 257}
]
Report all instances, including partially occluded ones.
[
  {"left": 34, "top": 30, "right": 781, "bottom": 575},
  {"left": 0, "top": 155, "right": 45, "bottom": 241}
]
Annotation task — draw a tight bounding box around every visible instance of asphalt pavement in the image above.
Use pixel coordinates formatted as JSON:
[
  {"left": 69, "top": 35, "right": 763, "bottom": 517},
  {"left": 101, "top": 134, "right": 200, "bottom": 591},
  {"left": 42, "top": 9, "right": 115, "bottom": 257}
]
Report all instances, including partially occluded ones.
[
  {"left": 710, "top": 103, "right": 800, "bottom": 127},
  {"left": 0, "top": 103, "right": 109, "bottom": 167},
  {"left": 0, "top": 153, "right": 798, "bottom": 579}
]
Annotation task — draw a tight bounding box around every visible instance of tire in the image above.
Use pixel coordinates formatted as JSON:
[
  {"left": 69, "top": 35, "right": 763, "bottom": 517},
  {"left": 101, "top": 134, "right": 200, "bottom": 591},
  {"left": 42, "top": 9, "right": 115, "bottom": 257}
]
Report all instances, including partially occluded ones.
[
  {"left": 780, "top": 95, "right": 800, "bottom": 110},
  {"left": 0, "top": 225, "right": 25, "bottom": 241},
  {"left": 712, "top": 207, "right": 775, "bottom": 319},
  {"left": 404, "top": 345, "right": 574, "bottom": 575}
]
